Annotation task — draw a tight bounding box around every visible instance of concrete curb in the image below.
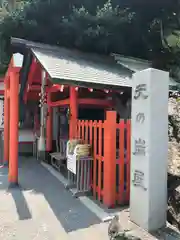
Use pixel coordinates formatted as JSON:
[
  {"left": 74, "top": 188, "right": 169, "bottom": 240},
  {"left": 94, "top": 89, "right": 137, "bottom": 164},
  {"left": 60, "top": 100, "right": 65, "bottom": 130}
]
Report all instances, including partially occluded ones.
[{"left": 41, "top": 162, "right": 115, "bottom": 222}]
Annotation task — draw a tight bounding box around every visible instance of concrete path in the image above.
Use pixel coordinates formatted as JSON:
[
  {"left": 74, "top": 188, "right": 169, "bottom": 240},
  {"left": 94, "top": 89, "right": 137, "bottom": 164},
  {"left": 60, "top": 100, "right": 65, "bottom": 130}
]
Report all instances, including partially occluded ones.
[
  {"left": 0, "top": 157, "right": 180, "bottom": 240},
  {"left": 0, "top": 157, "right": 109, "bottom": 240}
]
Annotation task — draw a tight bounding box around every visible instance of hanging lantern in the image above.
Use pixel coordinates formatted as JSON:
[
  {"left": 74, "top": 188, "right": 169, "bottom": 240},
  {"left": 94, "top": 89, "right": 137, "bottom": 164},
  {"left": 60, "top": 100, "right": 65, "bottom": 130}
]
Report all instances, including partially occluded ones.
[
  {"left": 75, "top": 87, "right": 79, "bottom": 91},
  {"left": 88, "top": 88, "right": 93, "bottom": 92},
  {"left": 104, "top": 89, "right": 109, "bottom": 93},
  {"left": 60, "top": 85, "right": 64, "bottom": 92}
]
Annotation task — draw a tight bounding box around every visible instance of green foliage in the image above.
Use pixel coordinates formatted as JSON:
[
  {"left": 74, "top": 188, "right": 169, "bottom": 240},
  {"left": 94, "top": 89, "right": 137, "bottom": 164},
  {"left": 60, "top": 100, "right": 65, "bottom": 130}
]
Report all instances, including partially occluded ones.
[
  {"left": 0, "top": 0, "right": 179, "bottom": 79},
  {"left": 63, "top": 2, "right": 137, "bottom": 55}
]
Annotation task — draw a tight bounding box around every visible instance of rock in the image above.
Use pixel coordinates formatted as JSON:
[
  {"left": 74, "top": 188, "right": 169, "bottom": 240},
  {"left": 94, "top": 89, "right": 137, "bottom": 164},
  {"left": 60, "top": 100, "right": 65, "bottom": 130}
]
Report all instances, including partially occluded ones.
[
  {"left": 112, "top": 232, "right": 141, "bottom": 239},
  {"left": 124, "top": 234, "right": 141, "bottom": 240},
  {"left": 108, "top": 216, "right": 141, "bottom": 240},
  {"left": 168, "top": 97, "right": 180, "bottom": 176},
  {"left": 108, "top": 215, "right": 123, "bottom": 239}
]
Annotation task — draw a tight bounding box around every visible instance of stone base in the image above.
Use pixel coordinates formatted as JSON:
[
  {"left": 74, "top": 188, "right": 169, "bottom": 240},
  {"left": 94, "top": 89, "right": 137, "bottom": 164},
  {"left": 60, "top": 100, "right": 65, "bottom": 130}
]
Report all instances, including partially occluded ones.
[
  {"left": 19, "top": 152, "right": 33, "bottom": 157},
  {"left": 38, "top": 151, "right": 45, "bottom": 162},
  {"left": 37, "top": 150, "right": 52, "bottom": 164},
  {"left": 3, "top": 161, "right": 9, "bottom": 167},
  {"left": 44, "top": 151, "right": 51, "bottom": 164},
  {"left": 8, "top": 182, "right": 19, "bottom": 189},
  {"left": 52, "top": 140, "right": 56, "bottom": 152}
]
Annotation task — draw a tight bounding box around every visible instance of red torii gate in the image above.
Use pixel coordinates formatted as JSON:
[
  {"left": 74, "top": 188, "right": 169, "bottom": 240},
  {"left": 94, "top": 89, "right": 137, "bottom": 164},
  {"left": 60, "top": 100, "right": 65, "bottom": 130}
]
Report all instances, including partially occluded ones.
[
  {"left": 4, "top": 54, "right": 23, "bottom": 187},
  {"left": 3, "top": 52, "right": 114, "bottom": 187}
]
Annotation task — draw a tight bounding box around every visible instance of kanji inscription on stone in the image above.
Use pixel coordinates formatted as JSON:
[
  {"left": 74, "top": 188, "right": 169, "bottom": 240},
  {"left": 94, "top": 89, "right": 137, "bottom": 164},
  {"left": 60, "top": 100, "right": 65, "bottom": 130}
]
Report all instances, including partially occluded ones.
[
  {"left": 136, "top": 112, "right": 145, "bottom": 124},
  {"left": 134, "top": 84, "right": 148, "bottom": 100},
  {"left": 132, "top": 170, "right": 147, "bottom": 190},
  {"left": 133, "top": 138, "right": 146, "bottom": 156}
]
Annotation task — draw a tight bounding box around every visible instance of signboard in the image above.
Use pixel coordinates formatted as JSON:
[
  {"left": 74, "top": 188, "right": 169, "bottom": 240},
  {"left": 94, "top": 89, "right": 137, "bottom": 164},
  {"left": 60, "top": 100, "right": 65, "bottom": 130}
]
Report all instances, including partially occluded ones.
[
  {"left": 67, "top": 155, "right": 76, "bottom": 174},
  {"left": 0, "top": 98, "right": 4, "bottom": 129},
  {"left": 130, "top": 68, "right": 169, "bottom": 231}
]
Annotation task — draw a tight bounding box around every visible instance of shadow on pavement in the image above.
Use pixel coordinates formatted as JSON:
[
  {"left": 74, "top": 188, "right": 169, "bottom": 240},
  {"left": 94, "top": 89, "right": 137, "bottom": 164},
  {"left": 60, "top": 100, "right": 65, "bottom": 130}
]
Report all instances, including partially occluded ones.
[
  {"left": 0, "top": 166, "right": 32, "bottom": 220},
  {"left": 0, "top": 157, "right": 100, "bottom": 233},
  {"left": 9, "top": 188, "right": 32, "bottom": 220}
]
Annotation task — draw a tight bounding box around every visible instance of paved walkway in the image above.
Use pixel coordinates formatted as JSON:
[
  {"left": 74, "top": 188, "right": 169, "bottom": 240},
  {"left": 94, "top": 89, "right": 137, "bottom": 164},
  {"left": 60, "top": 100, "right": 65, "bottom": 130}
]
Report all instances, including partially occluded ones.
[
  {"left": 0, "top": 157, "right": 109, "bottom": 240},
  {"left": 0, "top": 157, "right": 180, "bottom": 240}
]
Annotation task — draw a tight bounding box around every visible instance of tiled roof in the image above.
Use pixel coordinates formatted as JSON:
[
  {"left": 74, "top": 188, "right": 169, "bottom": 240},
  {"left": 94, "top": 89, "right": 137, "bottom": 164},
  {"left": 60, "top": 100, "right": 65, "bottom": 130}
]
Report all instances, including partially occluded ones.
[{"left": 12, "top": 38, "right": 132, "bottom": 89}]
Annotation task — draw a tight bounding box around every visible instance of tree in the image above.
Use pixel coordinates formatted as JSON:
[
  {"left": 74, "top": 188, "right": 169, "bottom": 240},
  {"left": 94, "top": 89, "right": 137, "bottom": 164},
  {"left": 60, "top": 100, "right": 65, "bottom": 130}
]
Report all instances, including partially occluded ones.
[
  {"left": 0, "top": 0, "right": 26, "bottom": 74},
  {"left": 0, "top": 0, "right": 179, "bottom": 79}
]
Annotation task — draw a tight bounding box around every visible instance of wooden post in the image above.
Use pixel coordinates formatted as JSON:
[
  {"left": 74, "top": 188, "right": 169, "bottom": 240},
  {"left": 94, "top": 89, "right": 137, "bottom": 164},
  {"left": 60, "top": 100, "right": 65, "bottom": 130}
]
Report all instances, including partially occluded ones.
[
  {"left": 46, "top": 92, "right": 52, "bottom": 152},
  {"left": 69, "top": 86, "right": 78, "bottom": 139},
  {"left": 126, "top": 119, "right": 131, "bottom": 201},
  {"left": 4, "top": 76, "right": 10, "bottom": 166},
  {"left": 38, "top": 69, "right": 46, "bottom": 160},
  {"left": 8, "top": 69, "right": 19, "bottom": 186},
  {"left": 103, "top": 111, "right": 116, "bottom": 207}
]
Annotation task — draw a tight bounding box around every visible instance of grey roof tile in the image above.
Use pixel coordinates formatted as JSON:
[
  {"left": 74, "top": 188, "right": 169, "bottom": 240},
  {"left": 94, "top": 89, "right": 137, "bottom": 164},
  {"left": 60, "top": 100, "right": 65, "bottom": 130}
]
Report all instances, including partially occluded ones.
[
  {"left": 31, "top": 46, "right": 132, "bottom": 89},
  {"left": 11, "top": 37, "right": 132, "bottom": 88},
  {"left": 12, "top": 38, "right": 133, "bottom": 88}
]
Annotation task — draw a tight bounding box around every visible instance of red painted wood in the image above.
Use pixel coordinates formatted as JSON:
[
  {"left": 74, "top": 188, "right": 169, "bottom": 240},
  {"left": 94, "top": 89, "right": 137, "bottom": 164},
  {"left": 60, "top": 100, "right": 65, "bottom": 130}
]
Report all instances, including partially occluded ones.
[
  {"left": 49, "top": 99, "right": 70, "bottom": 107},
  {"left": 93, "top": 120, "right": 98, "bottom": 198},
  {"left": 85, "top": 121, "right": 88, "bottom": 143},
  {"left": 72, "top": 113, "right": 131, "bottom": 207},
  {"left": 98, "top": 120, "right": 103, "bottom": 201},
  {"left": 118, "top": 120, "right": 125, "bottom": 204},
  {"left": 126, "top": 120, "right": 131, "bottom": 201},
  {"left": 9, "top": 70, "right": 20, "bottom": 185},
  {"left": 103, "top": 111, "right": 116, "bottom": 207},
  {"left": 78, "top": 98, "right": 113, "bottom": 107}
]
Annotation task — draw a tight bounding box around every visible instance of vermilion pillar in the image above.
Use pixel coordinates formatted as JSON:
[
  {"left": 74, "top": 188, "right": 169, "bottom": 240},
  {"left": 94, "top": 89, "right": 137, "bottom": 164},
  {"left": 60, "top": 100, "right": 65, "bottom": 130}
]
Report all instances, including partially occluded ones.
[
  {"left": 103, "top": 111, "right": 116, "bottom": 207},
  {"left": 8, "top": 69, "right": 19, "bottom": 186},
  {"left": 4, "top": 76, "right": 10, "bottom": 165},
  {"left": 69, "top": 87, "right": 78, "bottom": 139},
  {"left": 46, "top": 92, "right": 52, "bottom": 152}
]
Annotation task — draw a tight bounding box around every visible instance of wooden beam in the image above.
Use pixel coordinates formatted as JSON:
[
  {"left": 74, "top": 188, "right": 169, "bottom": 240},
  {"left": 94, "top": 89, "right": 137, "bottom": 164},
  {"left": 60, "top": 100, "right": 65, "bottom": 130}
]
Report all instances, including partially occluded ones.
[
  {"left": 69, "top": 87, "right": 78, "bottom": 139},
  {"left": 48, "top": 84, "right": 67, "bottom": 93},
  {"left": 48, "top": 97, "right": 113, "bottom": 108},
  {"left": 46, "top": 92, "right": 53, "bottom": 152},
  {"left": 23, "top": 60, "right": 42, "bottom": 102},
  {"left": 29, "top": 85, "right": 41, "bottom": 91},
  {"left": 78, "top": 98, "right": 113, "bottom": 107},
  {"left": 49, "top": 99, "right": 70, "bottom": 107}
]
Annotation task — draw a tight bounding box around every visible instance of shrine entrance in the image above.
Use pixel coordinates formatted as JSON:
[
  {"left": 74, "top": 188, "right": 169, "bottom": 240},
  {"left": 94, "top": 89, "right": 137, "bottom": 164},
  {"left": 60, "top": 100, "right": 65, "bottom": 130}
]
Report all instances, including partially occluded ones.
[{"left": 3, "top": 37, "right": 169, "bottom": 233}]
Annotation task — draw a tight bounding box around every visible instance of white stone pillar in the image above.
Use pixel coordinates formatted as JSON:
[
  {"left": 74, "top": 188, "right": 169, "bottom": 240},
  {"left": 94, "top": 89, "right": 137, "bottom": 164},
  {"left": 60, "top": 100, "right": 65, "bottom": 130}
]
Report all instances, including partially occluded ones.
[{"left": 130, "top": 68, "right": 169, "bottom": 231}]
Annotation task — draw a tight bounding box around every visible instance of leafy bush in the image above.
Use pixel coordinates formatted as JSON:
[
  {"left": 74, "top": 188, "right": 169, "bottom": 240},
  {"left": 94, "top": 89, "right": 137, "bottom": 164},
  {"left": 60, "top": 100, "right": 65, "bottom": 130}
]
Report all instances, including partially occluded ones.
[{"left": 0, "top": 0, "right": 179, "bottom": 78}]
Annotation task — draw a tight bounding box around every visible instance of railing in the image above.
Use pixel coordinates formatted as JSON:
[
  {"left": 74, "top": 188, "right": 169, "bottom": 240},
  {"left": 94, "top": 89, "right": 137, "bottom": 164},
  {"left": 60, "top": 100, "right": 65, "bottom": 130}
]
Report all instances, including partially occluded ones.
[{"left": 75, "top": 111, "right": 131, "bottom": 208}]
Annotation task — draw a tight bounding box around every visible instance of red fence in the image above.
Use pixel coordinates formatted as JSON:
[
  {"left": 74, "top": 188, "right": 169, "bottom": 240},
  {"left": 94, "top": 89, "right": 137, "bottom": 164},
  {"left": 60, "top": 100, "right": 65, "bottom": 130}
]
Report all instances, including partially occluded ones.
[{"left": 75, "top": 111, "right": 131, "bottom": 208}]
